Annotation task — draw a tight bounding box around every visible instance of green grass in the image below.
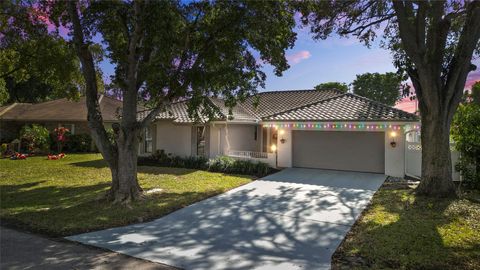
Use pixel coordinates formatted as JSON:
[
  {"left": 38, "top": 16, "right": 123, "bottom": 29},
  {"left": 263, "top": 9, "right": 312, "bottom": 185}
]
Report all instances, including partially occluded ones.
[
  {"left": 0, "top": 153, "right": 252, "bottom": 237},
  {"left": 333, "top": 182, "right": 480, "bottom": 270}
]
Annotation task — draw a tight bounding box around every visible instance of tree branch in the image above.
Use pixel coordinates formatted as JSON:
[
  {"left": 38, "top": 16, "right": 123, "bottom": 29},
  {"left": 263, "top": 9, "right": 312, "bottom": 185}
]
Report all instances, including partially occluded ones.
[
  {"left": 67, "top": 0, "right": 117, "bottom": 165},
  {"left": 339, "top": 13, "right": 394, "bottom": 36},
  {"left": 445, "top": 1, "right": 480, "bottom": 119},
  {"left": 392, "top": 1, "right": 424, "bottom": 65}
]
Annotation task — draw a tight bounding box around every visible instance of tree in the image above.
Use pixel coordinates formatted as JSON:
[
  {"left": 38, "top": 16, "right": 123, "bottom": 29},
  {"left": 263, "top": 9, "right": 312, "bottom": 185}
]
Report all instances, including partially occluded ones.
[
  {"left": 0, "top": 2, "right": 104, "bottom": 105},
  {"left": 301, "top": 1, "right": 480, "bottom": 197},
  {"left": 352, "top": 72, "right": 403, "bottom": 106},
  {"left": 40, "top": 0, "right": 299, "bottom": 203},
  {"left": 315, "top": 81, "right": 349, "bottom": 92}
]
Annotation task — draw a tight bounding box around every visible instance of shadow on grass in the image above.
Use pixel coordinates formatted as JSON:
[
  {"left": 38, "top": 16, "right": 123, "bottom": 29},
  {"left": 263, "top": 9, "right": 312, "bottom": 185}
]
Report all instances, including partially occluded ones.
[
  {"left": 1, "top": 179, "right": 224, "bottom": 237},
  {"left": 70, "top": 159, "right": 197, "bottom": 176},
  {"left": 333, "top": 186, "right": 480, "bottom": 269}
]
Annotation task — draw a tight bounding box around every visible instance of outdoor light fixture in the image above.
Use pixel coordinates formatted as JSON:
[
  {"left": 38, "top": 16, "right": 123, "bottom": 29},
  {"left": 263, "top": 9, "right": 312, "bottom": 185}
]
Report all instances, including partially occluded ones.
[
  {"left": 271, "top": 144, "right": 277, "bottom": 152},
  {"left": 279, "top": 129, "right": 286, "bottom": 144},
  {"left": 390, "top": 131, "right": 397, "bottom": 148}
]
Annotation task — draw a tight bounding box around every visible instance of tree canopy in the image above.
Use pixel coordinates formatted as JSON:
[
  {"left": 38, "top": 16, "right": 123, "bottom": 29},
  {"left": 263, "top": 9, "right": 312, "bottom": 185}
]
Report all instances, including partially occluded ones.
[
  {"left": 0, "top": 1, "right": 104, "bottom": 105},
  {"left": 352, "top": 72, "right": 403, "bottom": 106},
  {"left": 301, "top": 0, "right": 480, "bottom": 197},
  {"left": 56, "top": 0, "right": 300, "bottom": 202},
  {"left": 314, "top": 81, "right": 349, "bottom": 92}
]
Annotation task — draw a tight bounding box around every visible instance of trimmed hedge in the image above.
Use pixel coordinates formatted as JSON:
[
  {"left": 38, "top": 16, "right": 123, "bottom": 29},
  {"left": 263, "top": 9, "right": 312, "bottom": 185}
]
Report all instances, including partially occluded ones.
[{"left": 138, "top": 150, "right": 275, "bottom": 177}]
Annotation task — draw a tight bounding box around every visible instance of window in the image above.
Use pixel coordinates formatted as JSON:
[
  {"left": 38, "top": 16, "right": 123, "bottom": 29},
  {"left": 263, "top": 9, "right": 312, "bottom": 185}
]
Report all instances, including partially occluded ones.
[
  {"left": 196, "top": 126, "right": 206, "bottom": 156},
  {"left": 144, "top": 126, "right": 153, "bottom": 153},
  {"left": 59, "top": 123, "right": 75, "bottom": 134},
  {"left": 254, "top": 126, "right": 258, "bottom": 141}
]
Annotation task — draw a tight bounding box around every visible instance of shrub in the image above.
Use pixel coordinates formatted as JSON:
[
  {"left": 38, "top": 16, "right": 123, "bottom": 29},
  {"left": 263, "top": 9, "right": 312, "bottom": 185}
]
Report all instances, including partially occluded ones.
[
  {"left": 138, "top": 150, "right": 274, "bottom": 177},
  {"left": 64, "top": 134, "right": 92, "bottom": 152},
  {"left": 451, "top": 103, "right": 480, "bottom": 189},
  {"left": 19, "top": 124, "right": 50, "bottom": 153}
]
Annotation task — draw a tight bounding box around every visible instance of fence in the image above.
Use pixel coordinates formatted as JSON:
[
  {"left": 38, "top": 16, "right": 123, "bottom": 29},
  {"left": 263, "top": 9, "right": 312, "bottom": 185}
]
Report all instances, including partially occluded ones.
[
  {"left": 405, "top": 142, "right": 461, "bottom": 181},
  {"left": 227, "top": 149, "right": 277, "bottom": 167}
]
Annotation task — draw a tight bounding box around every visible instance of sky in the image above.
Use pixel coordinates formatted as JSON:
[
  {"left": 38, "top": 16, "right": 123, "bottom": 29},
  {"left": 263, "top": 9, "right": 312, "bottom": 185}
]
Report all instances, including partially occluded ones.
[
  {"left": 95, "top": 17, "right": 480, "bottom": 113},
  {"left": 98, "top": 26, "right": 399, "bottom": 92}
]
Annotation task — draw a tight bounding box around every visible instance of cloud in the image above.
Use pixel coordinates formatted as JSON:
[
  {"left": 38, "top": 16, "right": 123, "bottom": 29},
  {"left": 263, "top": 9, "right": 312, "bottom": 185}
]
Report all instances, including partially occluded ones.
[
  {"left": 465, "top": 69, "right": 480, "bottom": 89},
  {"left": 286, "top": 50, "right": 312, "bottom": 65}
]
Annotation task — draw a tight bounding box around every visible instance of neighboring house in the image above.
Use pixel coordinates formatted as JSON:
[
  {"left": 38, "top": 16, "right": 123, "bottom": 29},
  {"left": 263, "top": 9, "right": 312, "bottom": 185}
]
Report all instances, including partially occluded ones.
[
  {"left": 140, "top": 89, "right": 419, "bottom": 178},
  {"left": 0, "top": 95, "right": 122, "bottom": 143}
]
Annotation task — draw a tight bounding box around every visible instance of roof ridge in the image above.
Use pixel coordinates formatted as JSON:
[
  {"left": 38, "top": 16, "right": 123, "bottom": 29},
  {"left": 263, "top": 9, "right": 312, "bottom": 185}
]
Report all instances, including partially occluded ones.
[
  {"left": 206, "top": 96, "right": 227, "bottom": 119},
  {"left": 261, "top": 93, "right": 346, "bottom": 119},
  {"left": 0, "top": 103, "right": 20, "bottom": 117},
  {"left": 345, "top": 93, "right": 418, "bottom": 118},
  {"left": 255, "top": 88, "right": 343, "bottom": 95}
]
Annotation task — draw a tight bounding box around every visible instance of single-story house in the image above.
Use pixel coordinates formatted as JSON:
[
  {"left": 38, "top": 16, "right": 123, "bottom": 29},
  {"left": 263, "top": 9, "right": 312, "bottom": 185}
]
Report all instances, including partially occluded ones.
[
  {"left": 0, "top": 95, "right": 122, "bottom": 143},
  {"left": 140, "top": 89, "right": 419, "bottom": 178}
]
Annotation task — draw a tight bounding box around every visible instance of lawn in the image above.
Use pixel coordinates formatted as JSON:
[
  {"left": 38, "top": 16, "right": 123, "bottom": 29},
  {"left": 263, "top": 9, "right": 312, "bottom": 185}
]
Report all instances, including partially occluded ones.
[
  {"left": 0, "top": 153, "right": 252, "bottom": 237},
  {"left": 333, "top": 182, "right": 480, "bottom": 270}
]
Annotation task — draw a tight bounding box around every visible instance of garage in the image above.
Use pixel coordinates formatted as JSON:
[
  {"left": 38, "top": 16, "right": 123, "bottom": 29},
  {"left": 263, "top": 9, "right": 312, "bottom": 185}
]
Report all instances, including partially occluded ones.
[{"left": 292, "top": 130, "right": 385, "bottom": 173}]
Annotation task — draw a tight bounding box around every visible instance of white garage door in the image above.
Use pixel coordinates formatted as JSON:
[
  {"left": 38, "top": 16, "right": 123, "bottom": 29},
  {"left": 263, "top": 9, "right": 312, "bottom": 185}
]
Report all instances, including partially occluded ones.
[{"left": 292, "top": 130, "right": 385, "bottom": 173}]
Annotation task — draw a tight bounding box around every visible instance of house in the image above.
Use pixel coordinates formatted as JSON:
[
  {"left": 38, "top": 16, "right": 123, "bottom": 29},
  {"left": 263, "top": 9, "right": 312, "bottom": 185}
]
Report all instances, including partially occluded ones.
[
  {"left": 0, "top": 95, "right": 122, "bottom": 143},
  {"left": 140, "top": 89, "right": 419, "bottom": 178}
]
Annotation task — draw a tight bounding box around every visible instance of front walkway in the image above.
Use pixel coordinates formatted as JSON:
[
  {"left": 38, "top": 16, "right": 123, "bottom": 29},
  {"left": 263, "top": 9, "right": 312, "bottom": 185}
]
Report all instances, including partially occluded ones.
[
  {"left": 67, "top": 168, "right": 386, "bottom": 270},
  {"left": 0, "top": 226, "right": 174, "bottom": 270}
]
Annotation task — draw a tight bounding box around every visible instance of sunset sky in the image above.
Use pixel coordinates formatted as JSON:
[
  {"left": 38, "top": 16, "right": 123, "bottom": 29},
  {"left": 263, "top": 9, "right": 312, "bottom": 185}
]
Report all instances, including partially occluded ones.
[{"left": 92, "top": 17, "right": 480, "bottom": 113}]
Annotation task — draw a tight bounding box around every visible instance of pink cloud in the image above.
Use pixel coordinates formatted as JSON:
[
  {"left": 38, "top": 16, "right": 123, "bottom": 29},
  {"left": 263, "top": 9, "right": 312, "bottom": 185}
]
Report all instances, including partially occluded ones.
[
  {"left": 465, "top": 69, "right": 480, "bottom": 89},
  {"left": 286, "top": 50, "right": 312, "bottom": 65}
]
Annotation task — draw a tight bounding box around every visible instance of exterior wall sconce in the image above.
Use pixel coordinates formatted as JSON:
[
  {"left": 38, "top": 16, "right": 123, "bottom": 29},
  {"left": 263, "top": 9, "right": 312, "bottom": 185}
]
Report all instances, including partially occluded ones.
[
  {"left": 279, "top": 129, "right": 286, "bottom": 144},
  {"left": 390, "top": 131, "right": 397, "bottom": 148},
  {"left": 270, "top": 144, "right": 277, "bottom": 152}
]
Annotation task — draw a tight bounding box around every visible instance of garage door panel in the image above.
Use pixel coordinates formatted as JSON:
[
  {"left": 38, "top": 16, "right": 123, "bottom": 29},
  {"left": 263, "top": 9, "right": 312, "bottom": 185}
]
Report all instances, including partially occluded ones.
[{"left": 292, "top": 131, "right": 385, "bottom": 173}]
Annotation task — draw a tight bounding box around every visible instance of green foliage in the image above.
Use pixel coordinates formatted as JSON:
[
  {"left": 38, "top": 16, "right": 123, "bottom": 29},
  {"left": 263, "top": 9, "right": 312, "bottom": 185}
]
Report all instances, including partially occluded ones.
[
  {"left": 64, "top": 134, "right": 93, "bottom": 153},
  {"left": 314, "top": 82, "right": 349, "bottom": 92},
  {"left": 451, "top": 103, "right": 480, "bottom": 189},
  {"left": 352, "top": 72, "right": 403, "bottom": 106},
  {"left": 1, "top": 143, "right": 7, "bottom": 155},
  {"left": 0, "top": 79, "right": 8, "bottom": 105},
  {"left": 207, "top": 155, "right": 273, "bottom": 177},
  {"left": 471, "top": 81, "right": 480, "bottom": 105},
  {"left": 19, "top": 124, "right": 50, "bottom": 153},
  {"left": 69, "top": 0, "right": 297, "bottom": 119},
  {"left": 139, "top": 150, "right": 274, "bottom": 177},
  {"left": 0, "top": 2, "right": 104, "bottom": 104}
]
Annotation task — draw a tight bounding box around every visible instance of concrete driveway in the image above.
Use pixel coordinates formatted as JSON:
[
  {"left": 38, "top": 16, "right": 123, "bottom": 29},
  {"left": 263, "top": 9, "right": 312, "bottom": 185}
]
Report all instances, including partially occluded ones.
[{"left": 67, "top": 168, "right": 386, "bottom": 270}]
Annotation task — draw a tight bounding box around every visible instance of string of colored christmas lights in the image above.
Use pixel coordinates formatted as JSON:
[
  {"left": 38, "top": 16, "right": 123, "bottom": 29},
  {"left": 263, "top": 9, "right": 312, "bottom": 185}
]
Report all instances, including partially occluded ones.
[{"left": 262, "top": 123, "right": 421, "bottom": 130}]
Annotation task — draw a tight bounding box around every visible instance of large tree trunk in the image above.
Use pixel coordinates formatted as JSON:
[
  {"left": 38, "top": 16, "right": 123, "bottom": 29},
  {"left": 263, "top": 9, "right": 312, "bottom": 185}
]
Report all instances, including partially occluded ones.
[
  {"left": 105, "top": 124, "right": 143, "bottom": 203},
  {"left": 416, "top": 112, "right": 456, "bottom": 197}
]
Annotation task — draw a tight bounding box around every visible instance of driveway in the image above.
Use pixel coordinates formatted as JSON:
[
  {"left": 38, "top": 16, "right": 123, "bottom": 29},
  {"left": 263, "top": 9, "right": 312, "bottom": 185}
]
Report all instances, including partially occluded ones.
[{"left": 67, "top": 168, "right": 386, "bottom": 270}]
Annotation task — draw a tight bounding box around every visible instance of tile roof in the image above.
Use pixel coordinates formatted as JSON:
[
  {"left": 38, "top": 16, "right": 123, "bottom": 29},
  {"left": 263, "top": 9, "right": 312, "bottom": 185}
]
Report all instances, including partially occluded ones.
[
  {"left": 0, "top": 95, "right": 122, "bottom": 122},
  {"left": 209, "top": 97, "right": 258, "bottom": 122},
  {"left": 151, "top": 89, "right": 418, "bottom": 123},
  {"left": 240, "top": 89, "right": 343, "bottom": 118},
  {"left": 264, "top": 93, "right": 418, "bottom": 122},
  {"left": 153, "top": 102, "right": 211, "bottom": 123}
]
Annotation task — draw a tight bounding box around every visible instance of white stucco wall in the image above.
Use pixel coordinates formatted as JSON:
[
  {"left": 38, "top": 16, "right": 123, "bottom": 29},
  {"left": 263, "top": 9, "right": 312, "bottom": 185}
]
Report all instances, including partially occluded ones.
[
  {"left": 155, "top": 121, "right": 192, "bottom": 157},
  {"left": 209, "top": 123, "right": 259, "bottom": 156},
  {"left": 273, "top": 122, "right": 418, "bottom": 177}
]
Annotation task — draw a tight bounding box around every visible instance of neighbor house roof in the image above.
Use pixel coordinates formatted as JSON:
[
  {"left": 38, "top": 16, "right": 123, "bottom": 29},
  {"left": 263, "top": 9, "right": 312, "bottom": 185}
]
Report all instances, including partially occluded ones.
[
  {"left": 151, "top": 89, "right": 418, "bottom": 123},
  {"left": 0, "top": 95, "right": 122, "bottom": 122}
]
